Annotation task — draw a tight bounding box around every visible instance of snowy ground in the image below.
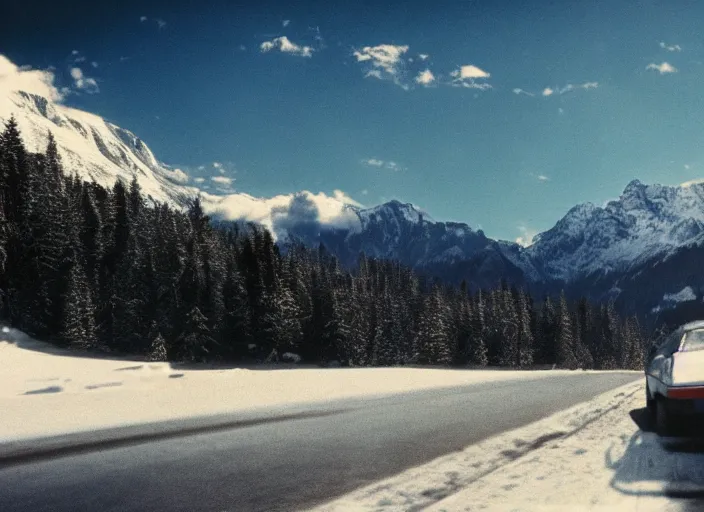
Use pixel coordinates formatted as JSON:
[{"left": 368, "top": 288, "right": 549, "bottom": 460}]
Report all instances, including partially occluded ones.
[
  {"left": 0, "top": 326, "right": 608, "bottom": 442},
  {"left": 312, "top": 380, "right": 704, "bottom": 512}
]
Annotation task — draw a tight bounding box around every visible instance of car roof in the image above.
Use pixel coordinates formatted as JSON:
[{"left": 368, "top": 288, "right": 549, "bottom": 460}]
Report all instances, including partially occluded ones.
[{"left": 682, "top": 320, "right": 704, "bottom": 332}]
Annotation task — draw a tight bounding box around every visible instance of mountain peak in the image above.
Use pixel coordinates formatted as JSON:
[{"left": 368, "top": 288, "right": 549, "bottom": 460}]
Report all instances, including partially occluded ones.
[{"left": 621, "top": 178, "right": 646, "bottom": 200}]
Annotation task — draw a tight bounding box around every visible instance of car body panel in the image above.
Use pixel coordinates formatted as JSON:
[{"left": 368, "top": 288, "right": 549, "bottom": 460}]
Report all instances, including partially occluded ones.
[
  {"left": 672, "top": 350, "right": 704, "bottom": 387},
  {"left": 645, "top": 323, "right": 704, "bottom": 420}
]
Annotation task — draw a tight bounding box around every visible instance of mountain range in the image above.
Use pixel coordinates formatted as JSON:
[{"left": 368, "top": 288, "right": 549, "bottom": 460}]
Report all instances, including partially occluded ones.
[{"left": 2, "top": 88, "right": 704, "bottom": 323}]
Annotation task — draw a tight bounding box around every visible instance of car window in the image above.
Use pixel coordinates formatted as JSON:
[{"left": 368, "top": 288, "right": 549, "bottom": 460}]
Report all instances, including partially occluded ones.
[{"left": 681, "top": 329, "right": 704, "bottom": 352}]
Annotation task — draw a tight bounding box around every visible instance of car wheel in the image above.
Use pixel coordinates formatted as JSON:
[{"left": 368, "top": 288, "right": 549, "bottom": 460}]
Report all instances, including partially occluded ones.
[{"left": 656, "top": 397, "right": 673, "bottom": 436}]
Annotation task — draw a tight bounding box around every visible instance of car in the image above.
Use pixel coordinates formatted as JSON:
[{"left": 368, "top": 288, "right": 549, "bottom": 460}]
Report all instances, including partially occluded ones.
[{"left": 645, "top": 321, "right": 704, "bottom": 436}]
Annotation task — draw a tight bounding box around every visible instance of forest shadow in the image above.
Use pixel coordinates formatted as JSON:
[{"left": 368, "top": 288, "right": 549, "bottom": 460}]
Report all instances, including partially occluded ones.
[{"left": 0, "top": 325, "right": 146, "bottom": 362}]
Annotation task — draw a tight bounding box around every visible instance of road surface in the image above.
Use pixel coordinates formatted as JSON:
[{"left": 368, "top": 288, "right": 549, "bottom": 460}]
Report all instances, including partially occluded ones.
[{"left": 0, "top": 372, "right": 639, "bottom": 512}]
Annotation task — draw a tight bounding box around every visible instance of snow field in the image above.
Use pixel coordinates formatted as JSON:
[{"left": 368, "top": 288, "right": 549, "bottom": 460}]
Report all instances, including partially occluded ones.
[{"left": 1, "top": 326, "right": 591, "bottom": 442}]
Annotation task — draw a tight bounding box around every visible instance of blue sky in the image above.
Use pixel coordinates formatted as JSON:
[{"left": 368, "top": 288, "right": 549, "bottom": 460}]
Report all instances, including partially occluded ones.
[{"left": 2, "top": 0, "right": 704, "bottom": 243}]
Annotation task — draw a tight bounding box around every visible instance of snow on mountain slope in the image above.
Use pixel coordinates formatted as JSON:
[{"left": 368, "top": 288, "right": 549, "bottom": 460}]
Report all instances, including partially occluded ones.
[
  {"left": 528, "top": 179, "right": 704, "bottom": 281},
  {"left": 0, "top": 89, "right": 197, "bottom": 205},
  {"left": 0, "top": 53, "right": 360, "bottom": 232},
  {"left": 6, "top": 55, "right": 704, "bottom": 298},
  {"left": 300, "top": 199, "right": 542, "bottom": 286}
]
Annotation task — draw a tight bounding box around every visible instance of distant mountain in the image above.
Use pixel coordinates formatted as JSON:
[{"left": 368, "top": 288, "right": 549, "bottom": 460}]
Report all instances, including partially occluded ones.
[
  {"left": 524, "top": 180, "right": 704, "bottom": 320},
  {"left": 528, "top": 179, "right": 704, "bottom": 282},
  {"left": 285, "top": 199, "right": 540, "bottom": 290},
  {"left": 298, "top": 181, "right": 704, "bottom": 321},
  {"left": 4, "top": 87, "right": 704, "bottom": 322}
]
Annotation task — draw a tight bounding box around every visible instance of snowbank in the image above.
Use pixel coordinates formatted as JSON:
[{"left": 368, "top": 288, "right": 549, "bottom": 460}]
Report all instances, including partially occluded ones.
[
  {"left": 0, "top": 327, "right": 589, "bottom": 442},
  {"left": 314, "top": 380, "right": 704, "bottom": 511}
]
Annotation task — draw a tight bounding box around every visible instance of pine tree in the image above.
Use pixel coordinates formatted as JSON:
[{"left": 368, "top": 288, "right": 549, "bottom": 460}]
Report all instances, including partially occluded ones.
[
  {"left": 516, "top": 290, "right": 534, "bottom": 367},
  {"left": 174, "top": 306, "right": 217, "bottom": 362},
  {"left": 58, "top": 250, "right": 96, "bottom": 349},
  {"left": 468, "top": 292, "right": 489, "bottom": 366},
  {"left": 536, "top": 296, "right": 557, "bottom": 365},
  {"left": 414, "top": 286, "right": 452, "bottom": 365},
  {"left": 497, "top": 288, "right": 520, "bottom": 366},
  {"left": 147, "top": 333, "right": 168, "bottom": 362},
  {"left": 80, "top": 184, "right": 103, "bottom": 294},
  {"left": 556, "top": 291, "right": 578, "bottom": 369}
]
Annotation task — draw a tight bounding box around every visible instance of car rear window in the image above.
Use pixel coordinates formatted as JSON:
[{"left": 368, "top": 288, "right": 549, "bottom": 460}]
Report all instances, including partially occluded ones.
[{"left": 681, "top": 329, "right": 704, "bottom": 352}]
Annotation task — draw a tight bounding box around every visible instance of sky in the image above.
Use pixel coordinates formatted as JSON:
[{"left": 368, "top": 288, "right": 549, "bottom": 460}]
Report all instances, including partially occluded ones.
[{"left": 2, "top": 0, "right": 704, "bottom": 244}]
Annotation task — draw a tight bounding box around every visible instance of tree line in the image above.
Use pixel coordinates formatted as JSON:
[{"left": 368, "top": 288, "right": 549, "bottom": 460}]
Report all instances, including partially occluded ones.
[{"left": 0, "top": 118, "right": 647, "bottom": 369}]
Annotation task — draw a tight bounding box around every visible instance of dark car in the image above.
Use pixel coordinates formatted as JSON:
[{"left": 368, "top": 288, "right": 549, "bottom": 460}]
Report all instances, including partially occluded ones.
[{"left": 645, "top": 321, "right": 704, "bottom": 435}]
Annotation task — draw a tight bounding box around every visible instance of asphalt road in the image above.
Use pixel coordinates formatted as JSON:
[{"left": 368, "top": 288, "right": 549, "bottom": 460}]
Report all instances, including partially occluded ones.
[{"left": 0, "top": 372, "right": 639, "bottom": 512}]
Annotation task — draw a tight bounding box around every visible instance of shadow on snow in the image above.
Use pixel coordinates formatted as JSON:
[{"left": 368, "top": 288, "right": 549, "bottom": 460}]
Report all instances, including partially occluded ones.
[{"left": 606, "top": 407, "right": 704, "bottom": 508}]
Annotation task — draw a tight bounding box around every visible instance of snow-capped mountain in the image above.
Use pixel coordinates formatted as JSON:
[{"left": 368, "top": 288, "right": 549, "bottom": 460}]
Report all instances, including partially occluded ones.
[
  {"left": 4, "top": 82, "right": 704, "bottom": 318},
  {"left": 0, "top": 88, "right": 358, "bottom": 231},
  {"left": 528, "top": 179, "right": 704, "bottom": 281},
  {"left": 0, "top": 89, "right": 197, "bottom": 206}
]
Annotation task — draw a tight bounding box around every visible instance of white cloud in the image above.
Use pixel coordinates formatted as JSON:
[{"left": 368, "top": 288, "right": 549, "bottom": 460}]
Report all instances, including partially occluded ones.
[
  {"left": 515, "top": 225, "right": 538, "bottom": 247},
  {"left": 140, "top": 16, "right": 148, "bottom": 22},
  {"left": 685, "top": 164, "right": 691, "bottom": 170},
  {"left": 282, "top": 19, "right": 290, "bottom": 27},
  {"left": 512, "top": 88, "right": 534, "bottom": 97},
  {"left": 202, "top": 190, "right": 362, "bottom": 239},
  {"left": 197, "top": 165, "right": 205, "bottom": 171},
  {"left": 211, "top": 176, "right": 233, "bottom": 186},
  {"left": 194, "top": 177, "right": 205, "bottom": 183},
  {"left": 557, "top": 82, "right": 599, "bottom": 94},
  {"left": 361, "top": 158, "right": 401, "bottom": 171},
  {"left": 415, "top": 69, "right": 435, "bottom": 86},
  {"left": 418, "top": 54, "right": 429, "bottom": 61},
  {"left": 453, "top": 65, "right": 490, "bottom": 79},
  {"left": 537, "top": 175, "right": 549, "bottom": 181},
  {"left": 0, "top": 54, "right": 64, "bottom": 101},
  {"left": 260, "top": 36, "right": 314, "bottom": 57},
  {"left": 90, "top": 61, "right": 98, "bottom": 68},
  {"left": 450, "top": 64, "right": 491, "bottom": 90},
  {"left": 353, "top": 44, "right": 409, "bottom": 87},
  {"left": 333, "top": 189, "right": 363, "bottom": 207},
  {"left": 362, "top": 158, "right": 384, "bottom": 167},
  {"left": 310, "top": 25, "right": 323, "bottom": 41},
  {"left": 681, "top": 178, "right": 704, "bottom": 188},
  {"left": 71, "top": 51, "right": 86, "bottom": 64},
  {"left": 647, "top": 62, "right": 677, "bottom": 74},
  {"left": 163, "top": 168, "right": 189, "bottom": 184},
  {"left": 361, "top": 189, "right": 369, "bottom": 195},
  {"left": 660, "top": 41, "right": 682, "bottom": 52},
  {"left": 541, "top": 82, "right": 598, "bottom": 97},
  {"left": 213, "top": 161, "right": 223, "bottom": 169},
  {"left": 157, "top": 19, "right": 167, "bottom": 29},
  {"left": 70, "top": 67, "right": 99, "bottom": 94}
]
